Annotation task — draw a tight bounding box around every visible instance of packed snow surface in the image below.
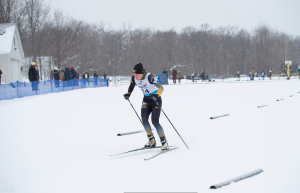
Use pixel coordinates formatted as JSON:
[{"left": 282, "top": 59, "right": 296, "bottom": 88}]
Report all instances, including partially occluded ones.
[{"left": 0, "top": 79, "right": 300, "bottom": 193}]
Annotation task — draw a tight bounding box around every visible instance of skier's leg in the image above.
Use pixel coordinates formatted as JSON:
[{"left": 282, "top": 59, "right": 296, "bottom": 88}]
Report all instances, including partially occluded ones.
[
  {"left": 150, "top": 97, "right": 164, "bottom": 137},
  {"left": 141, "top": 101, "right": 156, "bottom": 147},
  {"left": 141, "top": 101, "right": 152, "bottom": 135},
  {"left": 150, "top": 98, "right": 169, "bottom": 150}
]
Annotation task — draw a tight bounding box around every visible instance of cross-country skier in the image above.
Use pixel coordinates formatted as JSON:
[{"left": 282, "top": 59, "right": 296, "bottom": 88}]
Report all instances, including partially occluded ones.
[{"left": 123, "top": 63, "right": 169, "bottom": 150}]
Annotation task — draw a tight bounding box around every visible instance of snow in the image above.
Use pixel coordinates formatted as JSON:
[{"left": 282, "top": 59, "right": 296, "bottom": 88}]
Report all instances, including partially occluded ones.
[
  {"left": 0, "top": 78, "right": 300, "bottom": 193},
  {"left": 0, "top": 26, "right": 14, "bottom": 55}
]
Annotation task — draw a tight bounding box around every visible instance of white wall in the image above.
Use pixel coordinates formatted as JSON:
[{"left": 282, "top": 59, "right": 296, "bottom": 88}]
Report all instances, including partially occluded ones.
[
  {"left": 0, "top": 31, "right": 23, "bottom": 83},
  {"left": 0, "top": 54, "right": 9, "bottom": 83}
]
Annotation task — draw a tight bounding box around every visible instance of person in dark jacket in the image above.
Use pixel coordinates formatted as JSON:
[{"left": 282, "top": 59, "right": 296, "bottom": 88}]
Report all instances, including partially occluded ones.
[
  {"left": 71, "top": 66, "right": 76, "bottom": 79},
  {"left": 82, "top": 72, "right": 89, "bottom": 79},
  {"left": 162, "top": 68, "right": 168, "bottom": 78},
  {"left": 201, "top": 70, "right": 206, "bottom": 82},
  {"left": 172, "top": 68, "right": 177, "bottom": 84},
  {"left": 53, "top": 69, "right": 60, "bottom": 80},
  {"left": 94, "top": 71, "right": 98, "bottom": 78},
  {"left": 103, "top": 72, "right": 107, "bottom": 79},
  {"left": 93, "top": 71, "right": 98, "bottom": 86},
  {"left": 66, "top": 68, "right": 73, "bottom": 81},
  {"left": 28, "top": 62, "right": 37, "bottom": 82},
  {"left": 53, "top": 68, "right": 60, "bottom": 87},
  {"left": 35, "top": 65, "right": 39, "bottom": 81},
  {"left": 0, "top": 69, "right": 2, "bottom": 84}
]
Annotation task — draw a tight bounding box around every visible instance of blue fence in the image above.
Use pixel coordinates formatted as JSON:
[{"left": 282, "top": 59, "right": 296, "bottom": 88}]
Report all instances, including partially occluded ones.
[{"left": 0, "top": 78, "right": 108, "bottom": 100}]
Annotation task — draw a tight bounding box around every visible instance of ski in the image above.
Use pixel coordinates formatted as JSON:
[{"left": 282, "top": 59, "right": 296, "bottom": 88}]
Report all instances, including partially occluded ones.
[
  {"left": 109, "top": 146, "right": 163, "bottom": 157},
  {"left": 117, "top": 130, "right": 144, "bottom": 136},
  {"left": 144, "top": 146, "right": 179, "bottom": 161},
  {"left": 110, "top": 145, "right": 176, "bottom": 157},
  {"left": 117, "top": 129, "right": 154, "bottom": 136}
]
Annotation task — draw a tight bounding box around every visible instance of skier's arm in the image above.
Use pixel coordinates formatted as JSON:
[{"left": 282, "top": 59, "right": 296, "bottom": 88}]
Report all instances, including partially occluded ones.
[
  {"left": 148, "top": 74, "right": 164, "bottom": 97},
  {"left": 124, "top": 76, "right": 136, "bottom": 100},
  {"left": 127, "top": 75, "right": 136, "bottom": 94}
]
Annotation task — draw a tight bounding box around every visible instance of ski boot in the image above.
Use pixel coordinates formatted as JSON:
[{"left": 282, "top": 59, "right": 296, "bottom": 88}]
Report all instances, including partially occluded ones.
[
  {"left": 145, "top": 135, "right": 156, "bottom": 148},
  {"left": 160, "top": 136, "right": 169, "bottom": 150}
]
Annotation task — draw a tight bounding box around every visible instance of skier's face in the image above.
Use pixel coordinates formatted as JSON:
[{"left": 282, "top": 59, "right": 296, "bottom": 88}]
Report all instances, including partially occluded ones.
[{"left": 133, "top": 73, "right": 143, "bottom": 80}]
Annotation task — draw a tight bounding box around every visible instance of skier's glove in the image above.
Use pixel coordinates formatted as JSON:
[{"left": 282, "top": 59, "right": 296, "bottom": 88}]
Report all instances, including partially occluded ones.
[
  {"left": 151, "top": 94, "right": 159, "bottom": 101},
  {"left": 124, "top": 92, "right": 131, "bottom": 100}
]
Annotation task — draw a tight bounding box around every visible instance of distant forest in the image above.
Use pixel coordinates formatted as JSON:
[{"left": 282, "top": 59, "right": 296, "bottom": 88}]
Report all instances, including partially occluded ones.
[{"left": 1, "top": 0, "right": 300, "bottom": 78}]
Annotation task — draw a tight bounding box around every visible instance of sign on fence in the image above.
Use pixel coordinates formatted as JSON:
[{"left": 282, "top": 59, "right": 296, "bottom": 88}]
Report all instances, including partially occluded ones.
[{"left": 158, "top": 73, "right": 169, "bottom": 85}]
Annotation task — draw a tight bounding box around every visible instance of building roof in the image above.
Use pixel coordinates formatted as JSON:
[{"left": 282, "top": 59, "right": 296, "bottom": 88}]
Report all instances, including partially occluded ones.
[{"left": 0, "top": 23, "right": 25, "bottom": 58}]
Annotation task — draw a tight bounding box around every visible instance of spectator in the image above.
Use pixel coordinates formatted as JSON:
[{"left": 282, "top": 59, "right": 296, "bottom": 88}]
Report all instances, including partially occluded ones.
[
  {"left": 261, "top": 70, "right": 265, "bottom": 80},
  {"left": 93, "top": 71, "right": 98, "bottom": 86},
  {"left": 71, "top": 66, "right": 76, "bottom": 79},
  {"left": 249, "top": 71, "right": 252, "bottom": 80},
  {"left": 162, "top": 68, "right": 168, "bottom": 78},
  {"left": 76, "top": 71, "right": 79, "bottom": 79},
  {"left": 82, "top": 72, "right": 89, "bottom": 79},
  {"left": 269, "top": 69, "right": 272, "bottom": 80},
  {"left": 28, "top": 62, "right": 37, "bottom": 82},
  {"left": 237, "top": 70, "right": 240, "bottom": 81},
  {"left": 0, "top": 68, "right": 2, "bottom": 84},
  {"left": 177, "top": 71, "right": 181, "bottom": 83},
  {"left": 251, "top": 67, "right": 255, "bottom": 80},
  {"left": 298, "top": 64, "right": 300, "bottom": 79},
  {"left": 94, "top": 71, "right": 98, "bottom": 78},
  {"left": 201, "top": 70, "right": 206, "bottom": 82},
  {"left": 53, "top": 67, "right": 60, "bottom": 87},
  {"left": 60, "top": 70, "right": 65, "bottom": 81},
  {"left": 53, "top": 68, "right": 60, "bottom": 80},
  {"left": 65, "top": 68, "right": 73, "bottom": 81},
  {"left": 172, "top": 68, "right": 177, "bottom": 84},
  {"left": 191, "top": 73, "right": 195, "bottom": 82},
  {"left": 103, "top": 72, "right": 107, "bottom": 79},
  {"left": 35, "top": 65, "right": 39, "bottom": 81}
]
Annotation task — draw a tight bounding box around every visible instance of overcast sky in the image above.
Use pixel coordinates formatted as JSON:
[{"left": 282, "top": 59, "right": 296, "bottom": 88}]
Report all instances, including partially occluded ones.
[{"left": 48, "top": 0, "right": 300, "bottom": 35}]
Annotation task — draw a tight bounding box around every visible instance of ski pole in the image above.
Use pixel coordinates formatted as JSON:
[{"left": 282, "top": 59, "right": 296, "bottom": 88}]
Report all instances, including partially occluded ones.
[
  {"left": 127, "top": 99, "right": 143, "bottom": 124},
  {"left": 153, "top": 98, "right": 189, "bottom": 149}
]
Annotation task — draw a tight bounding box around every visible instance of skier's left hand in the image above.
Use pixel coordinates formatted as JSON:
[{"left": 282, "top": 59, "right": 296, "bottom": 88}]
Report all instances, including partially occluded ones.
[{"left": 151, "top": 94, "right": 159, "bottom": 101}]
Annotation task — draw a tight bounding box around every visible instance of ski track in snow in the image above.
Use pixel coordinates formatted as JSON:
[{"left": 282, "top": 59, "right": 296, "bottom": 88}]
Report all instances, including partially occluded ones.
[{"left": 0, "top": 79, "right": 300, "bottom": 193}]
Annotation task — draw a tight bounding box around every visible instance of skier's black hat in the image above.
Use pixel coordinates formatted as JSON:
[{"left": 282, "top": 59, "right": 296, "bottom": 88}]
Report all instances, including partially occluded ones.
[{"left": 133, "top": 63, "right": 144, "bottom": 74}]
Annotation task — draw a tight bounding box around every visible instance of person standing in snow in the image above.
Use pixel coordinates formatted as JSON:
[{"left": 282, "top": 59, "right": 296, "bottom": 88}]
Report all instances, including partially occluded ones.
[
  {"left": 269, "top": 69, "right": 272, "bottom": 80},
  {"left": 28, "top": 62, "right": 37, "bottom": 82},
  {"left": 249, "top": 71, "right": 252, "bottom": 80},
  {"left": 162, "top": 68, "right": 168, "bottom": 78},
  {"left": 0, "top": 69, "right": 2, "bottom": 84},
  {"left": 237, "top": 70, "right": 240, "bottom": 81},
  {"left": 261, "top": 70, "right": 265, "bottom": 80},
  {"left": 191, "top": 73, "right": 195, "bottom": 82},
  {"left": 123, "top": 63, "right": 169, "bottom": 150},
  {"left": 298, "top": 64, "right": 300, "bottom": 79},
  {"left": 60, "top": 70, "right": 65, "bottom": 81},
  {"left": 251, "top": 67, "right": 255, "bottom": 80},
  {"left": 201, "top": 70, "right": 206, "bottom": 82},
  {"left": 172, "top": 68, "right": 177, "bottom": 84},
  {"left": 177, "top": 71, "right": 181, "bottom": 83}
]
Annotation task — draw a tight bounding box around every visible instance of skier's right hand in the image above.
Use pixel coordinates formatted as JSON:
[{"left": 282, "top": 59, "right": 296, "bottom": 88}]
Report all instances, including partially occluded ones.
[{"left": 124, "top": 93, "right": 131, "bottom": 100}]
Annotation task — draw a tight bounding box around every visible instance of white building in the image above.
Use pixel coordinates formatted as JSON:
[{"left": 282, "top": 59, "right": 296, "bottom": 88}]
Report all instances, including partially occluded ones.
[
  {"left": 0, "top": 23, "right": 25, "bottom": 83},
  {"left": 22, "top": 57, "right": 54, "bottom": 81}
]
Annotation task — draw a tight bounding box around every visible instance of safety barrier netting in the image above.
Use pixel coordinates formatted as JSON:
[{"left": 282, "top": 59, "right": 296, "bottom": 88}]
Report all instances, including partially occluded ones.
[{"left": 0, "top": 78, "right": 108, "bottom": 100}]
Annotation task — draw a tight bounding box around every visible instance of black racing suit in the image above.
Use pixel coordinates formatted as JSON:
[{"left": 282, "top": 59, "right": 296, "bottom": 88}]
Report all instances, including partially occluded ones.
[{"left": 127, "top": 73, "right": 165, "bottom": 137}]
